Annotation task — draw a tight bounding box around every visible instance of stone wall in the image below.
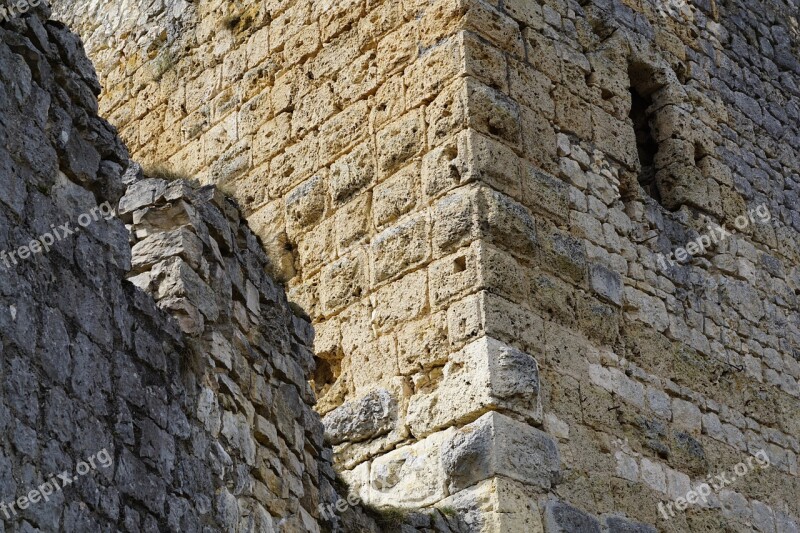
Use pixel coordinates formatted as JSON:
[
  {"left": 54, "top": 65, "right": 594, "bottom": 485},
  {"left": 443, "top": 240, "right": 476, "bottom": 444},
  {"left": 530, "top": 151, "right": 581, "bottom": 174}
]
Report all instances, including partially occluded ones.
[
  {"left": 0, "top": 7, "right": 385, "bottom": 532},
  {"left": 48, "top": 0, "right": 800, "bottom": 531}
]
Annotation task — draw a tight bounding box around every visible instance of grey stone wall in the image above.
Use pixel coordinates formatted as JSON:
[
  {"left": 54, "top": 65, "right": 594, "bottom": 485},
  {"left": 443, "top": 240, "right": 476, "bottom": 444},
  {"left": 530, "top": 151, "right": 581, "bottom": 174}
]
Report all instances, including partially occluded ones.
[{"left": 0, "top": 7, "right": 381, "bottom": 532}]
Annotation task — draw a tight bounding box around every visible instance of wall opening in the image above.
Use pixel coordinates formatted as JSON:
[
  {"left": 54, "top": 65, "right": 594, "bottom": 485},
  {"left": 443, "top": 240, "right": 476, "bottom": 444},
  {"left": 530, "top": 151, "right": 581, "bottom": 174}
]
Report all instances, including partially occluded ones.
[
  {"left": 628, "top": 87, "right": 661, "bottom": 203},
  {"left": 627, "top": 63, "right": 666, "bottom": 206}
]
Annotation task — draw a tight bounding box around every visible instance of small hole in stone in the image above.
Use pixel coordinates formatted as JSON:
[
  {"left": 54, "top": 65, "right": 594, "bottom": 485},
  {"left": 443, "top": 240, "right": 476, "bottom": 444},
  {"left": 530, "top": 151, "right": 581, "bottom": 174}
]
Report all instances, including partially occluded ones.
[
  {"left": 601, "top": 88, "right": 615, "bottom": 100},
  {"left": 453, "top": 256, "right": 467, "bottom": 273},
  {"left": 694, "top": 143, "right": 706, "bottom": 165}
]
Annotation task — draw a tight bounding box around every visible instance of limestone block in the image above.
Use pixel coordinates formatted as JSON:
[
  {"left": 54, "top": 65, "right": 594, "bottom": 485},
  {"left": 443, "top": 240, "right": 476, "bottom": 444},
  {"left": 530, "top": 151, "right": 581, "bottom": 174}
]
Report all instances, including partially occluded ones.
[
  {"left": 156, "top": 125, "right": 183, "bottom": 158},
  {"left": 334, "top": 193, "right": 371, "bottom": 252},
  {"left": 209, "top": 138, "right": 251, "bottom": 184},
  {"left": 589, "top": 263, "right": 623, "bottom": 306},
  {"left": 285, "top": 175, "right": 326, "bottom": 239},
  {"left": 623, "top": 286, "right": 669, "bottom": 332},
  {"left": 269, "top": 2, "right": 311, "bottom": 53},
  {"left": 119, "top": 178, "right": 169, "bottom": 217},
  {"left": 429, "top": 241, "right": 528, "bottom": 307},
  {"left": 477, "top": 186, "right": 537, "bottom": 257},
  {"left": 371, "top": 269, "right": 428, "bottom": 332},
  {"left": 292, "top": 82, "right": 336, "bottom": 139},
  {"left": 537, "top": 224, "right": 587, "bottom": 281},
  {"left": 671, "top": 398, "right": 702, "bottom": 435},
  {"left": 459, "top": 130, "right": 523, "bottom": 201},
  {"left": 222, "top": 45, "right": 247, "bottom": 83},
  {"left": 441, "top": 412, "right": 559, "bottom": 492},
  {"left": 447, "top": 290, "right": 487, "bottom": 347},
  {"left": 134, "top": 83, "right": 163, "bottom": 122},
  {"left": 522, "top": 165, "right": 570, "bottom": 223},
  {"left": 543, "top": 500, "right": 600, "bottom": 533},
  {"left": 432, "top": 187, "right": 479, "bottom": 257},
  {"left": 221, "top": 411, "right": 257, "bottom": 466},
  {"left": 463, "top": 0, "right": 525, "bottom": 58},
  {"left": 310, "top": 29, "right": 362, "bottom": 81},
  {"left": 371, "top": 75, "right": 406, "bottom": 131},
  {"left": 436, "top": 477, "right": 545, "bottom": 532},
  {"left": 131, "top": 227, "right": 204, "bottom": 272},
  {"left": 348, "top": 337, "right": 402, "bottom": 403},
  {"left": 319, "top": 0, "right": 364, "bottom": 42},
  {"left": 396, "top": 312, "right": 450, "bottom": 374},
  {"left": 320, "top": 251, "right": 367, "bottom": 315},
  {"left": 427, "top": 79, "right": 469, "bottom": 148},
  {"left": 201, "top": 114, "right": 238, "bottom": 164},
  {"left": 522, "top": 28, "right": 561, "bottom": 82},
  {"left": 592, "top": 105, "right": 637, "bottom": 168},
  {"left": 322, "top": 389, "right": 396, "bottom": 445},
  {"left": 283, "top": 22, "right": 320, "bottom": 66},
  {"left": 328, "top": 139, "right": 375, "bottom": 205},
  {"left": 370, "top": 213, "right": 430, "bottom": 284},
  {"left": 154, "top": 257, "right": 219, "bottom": 322},
  {"left": 504, "top": 0, "right": 544, "bottom": 27},
  {"left": 296, "top": 217, "right": 337, "bottom": 275},
  {"left": 509, "top": 58, "right": 554, "bottom": 118},
  {"left": 365, "top": 428, "right": 454, "bottom": 507},
  {"left": 319, "top": 101, "right": 372, "bottom": 165},
  {"left": 418, "top": 0, "right": 464, "bottom": 48},
  {"left": 459, "top": 32, "right": 509, "bottom": 93},
  {"left": 404, "top": 36, "right": 461, "bottom": 108},
  {"left": 253, "top": 113, "right": 291, "bottom": 166},
  {"left": 268, "top": 134, "right": 318, "bottom": 198},
  {"left": 407, "top": 337, "right": 542, "bottom": 437},
  {"left": 377, "top": 21, "right": 418, "bottom": 78},
  {"left": 447, "top": 291, "right": 545, "bottom": 351},
  {"left": 640, "top": 457, "right": 666, "bottom": 493},
  {"left": 554, "top": 86, "right": 593, "bottom": 140},
  {"left": 520, "top": 105, "right": 558, "bottom": 173},
  {"left": 168, "top": 139, "right": 205, "bottom": 176},
  {"left": 698, "top": 155, "right": 734, "bottom": 188},
  {"left": 377, "top": 109, "right": 426, "bottom": 180},
  {"left": 246, "top": 26, "right": 271, "bottom": 69},
  {"left": 429, "top": 243, "right": 481, "bottom": 307},
  {"left": 271, "top": 71, "right": 298, "bottom": 115},
  {"left": 466, "top": 79, "right": 522, "bottom": 151},
  {"left": 476, "top": 242, "right": 529, "bottom": 304},
  {"left": 423, "top": 136, "right": 464, "bottom": 200},
  {"left": 185, "top": 66, "right": 220, "bottom": 113},
  {"left": 373, "top": 163, "right": 419, "bottom": 228},
  {"left": 333, "top": 49, "right": 380, "bottom": 104}
]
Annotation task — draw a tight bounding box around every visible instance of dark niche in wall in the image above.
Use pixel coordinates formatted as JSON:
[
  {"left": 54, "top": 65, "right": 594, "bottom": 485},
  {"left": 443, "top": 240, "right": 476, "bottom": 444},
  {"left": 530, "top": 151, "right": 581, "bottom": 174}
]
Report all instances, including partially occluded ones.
[{"left": 628, "top": 63, "right": 663, "bottom": 206}]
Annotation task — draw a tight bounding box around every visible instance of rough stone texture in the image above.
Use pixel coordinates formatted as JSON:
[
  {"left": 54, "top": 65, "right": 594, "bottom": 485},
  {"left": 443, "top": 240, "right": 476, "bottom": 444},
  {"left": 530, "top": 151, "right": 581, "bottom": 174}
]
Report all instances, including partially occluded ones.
[
  {"left": 0, "top": 8, "right": 382, "bottom": 533},
  {"left": 31, "top": 0, "right": 800, "bottom": 529}
]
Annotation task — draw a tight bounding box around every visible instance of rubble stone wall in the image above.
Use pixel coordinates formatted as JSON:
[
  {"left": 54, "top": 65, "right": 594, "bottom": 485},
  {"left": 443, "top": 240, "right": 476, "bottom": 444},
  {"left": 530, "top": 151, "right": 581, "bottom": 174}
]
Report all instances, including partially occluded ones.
[
  {"left": 0, "top": 7, "right": 383, "bottom": 532},
  {"left": 48, "top": 0, "right": 800, "bottom": 531}
]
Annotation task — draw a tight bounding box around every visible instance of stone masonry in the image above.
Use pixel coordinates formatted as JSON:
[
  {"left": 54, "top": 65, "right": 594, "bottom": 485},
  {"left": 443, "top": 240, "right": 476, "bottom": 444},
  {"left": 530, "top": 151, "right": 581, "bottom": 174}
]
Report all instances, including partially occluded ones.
[
  {"left": 24, "top": 0, "right": 800, "bottom": 530},
  {"left": 0, "top": 6, "right": 390, "bottom": 532}
]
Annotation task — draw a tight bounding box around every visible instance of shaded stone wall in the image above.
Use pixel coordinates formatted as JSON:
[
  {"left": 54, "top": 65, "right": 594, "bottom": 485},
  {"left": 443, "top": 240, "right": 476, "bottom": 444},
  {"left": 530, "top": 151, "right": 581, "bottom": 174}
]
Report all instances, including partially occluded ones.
[
  {"left": 48, "top": 0, "right": 800, "bottom": 531},
  {"left": 0, "top": 7, "right": 385, "bottom": 532}
]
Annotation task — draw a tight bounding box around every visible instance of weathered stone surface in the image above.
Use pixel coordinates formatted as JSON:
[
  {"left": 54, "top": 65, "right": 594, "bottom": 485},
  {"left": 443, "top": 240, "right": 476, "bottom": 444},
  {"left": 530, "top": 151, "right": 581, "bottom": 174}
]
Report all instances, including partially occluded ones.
[
  {"left": 407, "top": 337, "right": 541, "bottom": 437},
  {"left": 26, "top": 0, "right": 800, "bottom": 528},
  {"left": 322, "top": 389, "right": 396, "bottom": 445},
  {"left": 544, "top": 500, "right": 601, "bottom": 533},
  {"left": 442, "top": 412, "right": 560, "bottom": 492}
]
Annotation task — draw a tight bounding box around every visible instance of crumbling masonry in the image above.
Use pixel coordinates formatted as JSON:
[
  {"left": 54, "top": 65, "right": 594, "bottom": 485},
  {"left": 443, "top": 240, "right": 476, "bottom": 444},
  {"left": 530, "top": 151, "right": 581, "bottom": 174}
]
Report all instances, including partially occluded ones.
[{"left": 2, "top": 0, "right": 799, "bottom": 531}]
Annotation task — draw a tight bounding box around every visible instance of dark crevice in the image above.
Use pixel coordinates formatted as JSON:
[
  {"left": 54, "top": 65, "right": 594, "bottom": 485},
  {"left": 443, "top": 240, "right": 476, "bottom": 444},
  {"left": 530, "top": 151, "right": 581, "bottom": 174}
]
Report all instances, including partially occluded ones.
[{"left": 627, "top": 61, "right": 668, "bottom": 207}]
